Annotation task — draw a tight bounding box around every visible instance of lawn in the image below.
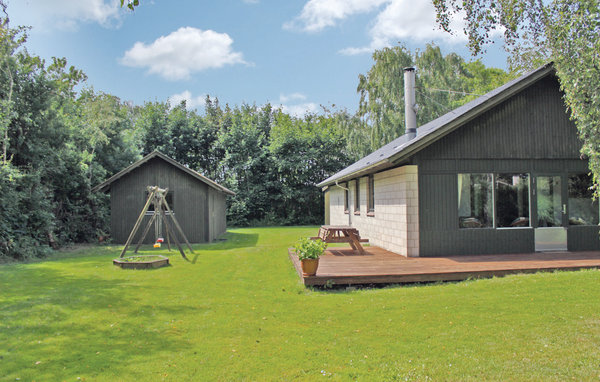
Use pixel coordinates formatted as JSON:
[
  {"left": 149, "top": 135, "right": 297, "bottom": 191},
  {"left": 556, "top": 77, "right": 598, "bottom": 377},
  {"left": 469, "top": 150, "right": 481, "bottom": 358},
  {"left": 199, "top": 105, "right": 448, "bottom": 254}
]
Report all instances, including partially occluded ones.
[{"left": 1, "top": 226, "right": 599, "bottom": 381}]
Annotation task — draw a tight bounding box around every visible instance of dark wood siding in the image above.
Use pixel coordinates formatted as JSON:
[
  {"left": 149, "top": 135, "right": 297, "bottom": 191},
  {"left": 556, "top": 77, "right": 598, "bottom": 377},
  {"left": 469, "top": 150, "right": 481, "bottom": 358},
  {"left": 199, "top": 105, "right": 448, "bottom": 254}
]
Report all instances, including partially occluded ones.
[
  {"left": 110, "top": 157, "right": 225, "bottom": 244},
  {"left": 568, "top": 226, "right": 600, "bottom": 251},
  {"left": 415, "top": 74, "right": 596, "bottom": 256},
  {"left": 418, "top": 76, "right": 581, "bottom": 161}
]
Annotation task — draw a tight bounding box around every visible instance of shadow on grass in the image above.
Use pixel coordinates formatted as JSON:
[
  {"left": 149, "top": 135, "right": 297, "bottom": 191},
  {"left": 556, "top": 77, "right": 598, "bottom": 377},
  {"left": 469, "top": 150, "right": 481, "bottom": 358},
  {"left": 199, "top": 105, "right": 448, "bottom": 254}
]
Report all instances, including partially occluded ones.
[
  {"left": 308, "top": 279, "right": 475, "bottom": 294},
  {"left": 123, "top": 232, "right": 260, "bottom": 263},
  {"left": 0, "top": 265, "right": 196, "bottom": 380},
  {"left": 132, "top": 232, "right": 259, "bottom": 254},
  {"left": 192, "top": 231, "right": 259, "bottom": 251}
]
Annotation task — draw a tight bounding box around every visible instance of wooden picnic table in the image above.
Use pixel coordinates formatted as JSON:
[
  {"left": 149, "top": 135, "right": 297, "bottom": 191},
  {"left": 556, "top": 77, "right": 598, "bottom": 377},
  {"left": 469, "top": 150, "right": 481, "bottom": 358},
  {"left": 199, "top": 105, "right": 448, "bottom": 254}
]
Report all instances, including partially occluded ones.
[{"left": 316, "top": 225, "right": 367, "bottom": 255}]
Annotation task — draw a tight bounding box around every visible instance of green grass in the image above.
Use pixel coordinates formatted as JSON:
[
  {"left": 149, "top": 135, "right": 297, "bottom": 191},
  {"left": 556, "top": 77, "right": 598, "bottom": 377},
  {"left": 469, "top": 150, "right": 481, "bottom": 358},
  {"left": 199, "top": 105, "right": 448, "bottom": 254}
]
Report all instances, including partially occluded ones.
[{"left": 1, "top": 226, "right": 599, "bottom": 381}]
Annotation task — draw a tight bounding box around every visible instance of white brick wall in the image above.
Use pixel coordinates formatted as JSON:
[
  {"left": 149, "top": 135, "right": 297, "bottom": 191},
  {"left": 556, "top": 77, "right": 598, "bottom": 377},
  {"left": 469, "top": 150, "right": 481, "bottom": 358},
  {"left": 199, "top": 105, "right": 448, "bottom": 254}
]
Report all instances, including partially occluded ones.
[
  {"left": 326, "top": 165, "right": 420, "bottom": 257},
  {"left": 328, "top": 184, "right": 350, "bottom": 226}
]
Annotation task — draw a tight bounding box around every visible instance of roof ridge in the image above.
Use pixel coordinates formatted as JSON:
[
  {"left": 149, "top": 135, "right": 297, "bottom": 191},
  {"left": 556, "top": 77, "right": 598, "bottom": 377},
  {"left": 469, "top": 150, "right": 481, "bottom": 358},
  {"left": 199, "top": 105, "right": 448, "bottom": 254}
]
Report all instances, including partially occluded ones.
[
  {"left": 92, "top": 151, "right": 235, "bottom": 195},
  {"left": 317, "top": 63, "right": 555, "bottom": 188}
]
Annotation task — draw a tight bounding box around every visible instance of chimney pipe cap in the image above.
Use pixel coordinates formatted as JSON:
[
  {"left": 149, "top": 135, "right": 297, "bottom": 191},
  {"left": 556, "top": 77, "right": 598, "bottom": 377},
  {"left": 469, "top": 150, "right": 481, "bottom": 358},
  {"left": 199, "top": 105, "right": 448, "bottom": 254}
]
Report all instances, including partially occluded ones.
[{"left": 403, "top": 67, "right": 415, "bottom": 72}]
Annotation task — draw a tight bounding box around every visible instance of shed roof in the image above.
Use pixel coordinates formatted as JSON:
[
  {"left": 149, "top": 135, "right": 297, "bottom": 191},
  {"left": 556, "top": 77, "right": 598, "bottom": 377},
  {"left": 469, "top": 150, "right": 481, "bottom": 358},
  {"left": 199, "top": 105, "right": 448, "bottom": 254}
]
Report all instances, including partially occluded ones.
[
  {"left": 318, "top": 63, "right": 556, "bottom": 188},
  {"left": 92, "top": 151, "right": 236, "bottom": 195}
]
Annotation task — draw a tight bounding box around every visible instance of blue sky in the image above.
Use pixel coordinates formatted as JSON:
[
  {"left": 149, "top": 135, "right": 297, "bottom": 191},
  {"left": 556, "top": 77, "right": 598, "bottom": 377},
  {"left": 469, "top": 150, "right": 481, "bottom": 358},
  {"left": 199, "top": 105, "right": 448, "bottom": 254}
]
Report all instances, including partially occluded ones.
[{"left": 9, "top": 0, "right": 507, "bottom": 115}]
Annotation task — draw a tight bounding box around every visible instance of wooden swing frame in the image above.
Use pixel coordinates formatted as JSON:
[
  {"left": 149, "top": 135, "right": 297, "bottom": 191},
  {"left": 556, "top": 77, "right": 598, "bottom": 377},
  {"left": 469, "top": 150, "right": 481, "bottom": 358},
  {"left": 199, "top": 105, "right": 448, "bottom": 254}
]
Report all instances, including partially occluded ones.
[{"left": 119, "top": 186, "right": 194, "bottom": 260}]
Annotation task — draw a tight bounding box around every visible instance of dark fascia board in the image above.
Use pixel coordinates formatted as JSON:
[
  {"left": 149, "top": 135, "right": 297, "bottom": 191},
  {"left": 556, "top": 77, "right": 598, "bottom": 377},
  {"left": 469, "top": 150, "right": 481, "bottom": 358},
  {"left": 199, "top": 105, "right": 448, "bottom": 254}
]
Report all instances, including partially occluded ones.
[
  {"left": 317, "top": 63, "right": 555, "bottom": 188},
  {"left": 92, "top": 151, "right": 236, "bottom": 196}
]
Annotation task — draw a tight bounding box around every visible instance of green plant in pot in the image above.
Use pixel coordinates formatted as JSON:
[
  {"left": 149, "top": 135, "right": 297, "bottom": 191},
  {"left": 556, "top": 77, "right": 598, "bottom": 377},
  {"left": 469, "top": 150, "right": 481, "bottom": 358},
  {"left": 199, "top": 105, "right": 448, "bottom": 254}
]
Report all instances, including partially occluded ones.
[{"left": 295, "top": 237, "right": 327, "bottom": 276}]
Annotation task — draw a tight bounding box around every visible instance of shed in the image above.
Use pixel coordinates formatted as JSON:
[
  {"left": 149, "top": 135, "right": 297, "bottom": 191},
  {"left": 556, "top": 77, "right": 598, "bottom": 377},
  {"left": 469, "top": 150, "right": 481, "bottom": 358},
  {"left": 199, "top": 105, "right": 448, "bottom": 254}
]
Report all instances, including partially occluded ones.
[
  {"left": 93, "top": 151, "right": 235, "bottom": 244},
  {"left": 318, "top": 63, "right": 600, "bottom": 257}
]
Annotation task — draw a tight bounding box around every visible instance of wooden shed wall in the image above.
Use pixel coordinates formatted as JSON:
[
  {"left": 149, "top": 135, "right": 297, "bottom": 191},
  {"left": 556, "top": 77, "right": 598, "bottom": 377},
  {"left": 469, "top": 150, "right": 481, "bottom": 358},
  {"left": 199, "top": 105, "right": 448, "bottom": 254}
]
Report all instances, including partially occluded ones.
[
  {"left": 110, "top": 157, "right": 216, "bottom": 244},
  {"left": 413, "top": 75, "right": 599, "bottom": 256},
  {"left": 208, "top": 187, "right": 227, "bottom": 241}
]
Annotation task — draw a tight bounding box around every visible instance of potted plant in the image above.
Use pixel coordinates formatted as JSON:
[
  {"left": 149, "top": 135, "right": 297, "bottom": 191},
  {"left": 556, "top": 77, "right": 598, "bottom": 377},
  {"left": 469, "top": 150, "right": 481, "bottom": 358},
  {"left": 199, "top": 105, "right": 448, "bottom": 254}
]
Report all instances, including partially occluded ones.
[{"left": 295, "top": 237, "right": 327, "bottom": 276}]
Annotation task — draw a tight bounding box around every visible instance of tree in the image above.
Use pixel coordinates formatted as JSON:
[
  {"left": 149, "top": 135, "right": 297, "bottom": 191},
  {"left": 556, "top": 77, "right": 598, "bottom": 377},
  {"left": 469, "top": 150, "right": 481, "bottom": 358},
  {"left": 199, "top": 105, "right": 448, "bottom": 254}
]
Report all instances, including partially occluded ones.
[
  {"left": 270, "top": 110, "right": 350, "bottom": 224},
  {"left": 0, "top": 3, "right": 143, "bottom": 258},
  {"left": 135, "top": 101, "right": 171, "bottom": 157},
  {"left": 120, "top": 0, "right": 140, "bottom": 11},
  {"left": 354, "top": 44, "right": 510, "bottom": 155},
  {"left": 76, "top": 88, "right": 122, "bottom": 181},
  {"left": 217, "top": 104, "right": 275, "bottom": 226},
  {"left": 432, "top": 0, "right": 600, "bottom": 195},
  {"left": 0, "top": 2, "right": 27, "bottom": 165}
]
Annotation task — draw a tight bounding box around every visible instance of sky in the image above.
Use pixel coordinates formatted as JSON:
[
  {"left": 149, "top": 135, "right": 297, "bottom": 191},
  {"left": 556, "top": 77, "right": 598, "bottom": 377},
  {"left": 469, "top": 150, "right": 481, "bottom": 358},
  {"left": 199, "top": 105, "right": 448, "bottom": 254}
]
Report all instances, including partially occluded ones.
[{"left": 9, "top": 0, "right": 508, "bottom": 116}]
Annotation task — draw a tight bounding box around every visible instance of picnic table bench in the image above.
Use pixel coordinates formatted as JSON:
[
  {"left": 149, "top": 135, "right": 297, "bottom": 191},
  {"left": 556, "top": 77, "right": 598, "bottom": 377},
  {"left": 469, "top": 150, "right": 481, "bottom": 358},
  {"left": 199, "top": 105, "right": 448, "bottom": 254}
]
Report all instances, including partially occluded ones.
[{"left": 312, "top": 225, "right": 368, "bottom": 255}]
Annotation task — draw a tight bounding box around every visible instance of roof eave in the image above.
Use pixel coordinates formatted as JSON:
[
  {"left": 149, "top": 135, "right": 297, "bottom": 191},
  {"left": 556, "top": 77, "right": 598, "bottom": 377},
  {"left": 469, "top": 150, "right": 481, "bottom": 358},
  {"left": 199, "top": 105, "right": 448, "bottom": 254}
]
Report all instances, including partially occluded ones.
[{"left": 317, "top": 159, "right": 392, "bottom": 188}]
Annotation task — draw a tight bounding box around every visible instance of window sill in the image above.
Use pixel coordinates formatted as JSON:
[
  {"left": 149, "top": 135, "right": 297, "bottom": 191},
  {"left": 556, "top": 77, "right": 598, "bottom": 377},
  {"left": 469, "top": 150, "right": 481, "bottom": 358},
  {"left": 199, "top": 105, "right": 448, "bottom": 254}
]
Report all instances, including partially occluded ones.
[
  {"left": 367, "top": 212, "right": 375, "bottom": 217},
  {"left": 344, "top": 210, "right": 349, "bottom": 215},
  {"left": 354, "top": 211, "right": 360, "bottom": 216}
]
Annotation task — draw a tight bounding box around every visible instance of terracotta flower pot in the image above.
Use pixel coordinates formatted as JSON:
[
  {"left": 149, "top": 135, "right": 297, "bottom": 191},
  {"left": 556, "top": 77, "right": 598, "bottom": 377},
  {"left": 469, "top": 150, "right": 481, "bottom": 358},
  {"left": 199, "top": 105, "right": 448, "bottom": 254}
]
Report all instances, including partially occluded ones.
[{"left": 301, "top": 258, "right": 319, "bottom": 276}]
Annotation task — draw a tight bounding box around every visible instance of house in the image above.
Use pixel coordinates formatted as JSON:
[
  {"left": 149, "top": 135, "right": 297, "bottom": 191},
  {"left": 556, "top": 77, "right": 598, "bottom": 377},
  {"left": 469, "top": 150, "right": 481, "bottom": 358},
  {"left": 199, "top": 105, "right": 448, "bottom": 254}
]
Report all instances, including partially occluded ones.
[
  {"left": 318, "top": 63, "right": 599, "bottom": 257},
  {"left": 93, "top": 151, "right": 235, "bottom": 244}
]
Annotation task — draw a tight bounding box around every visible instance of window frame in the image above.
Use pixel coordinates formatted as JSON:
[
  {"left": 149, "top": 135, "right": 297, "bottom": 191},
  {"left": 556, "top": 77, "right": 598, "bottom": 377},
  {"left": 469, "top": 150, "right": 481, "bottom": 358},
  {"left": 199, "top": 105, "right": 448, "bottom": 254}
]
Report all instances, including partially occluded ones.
[
  {"left": 354, "top": 179, "right": 360, "bottom": 215},
  {"left": 344, "top": 182, "right": 349, "bottom": 214},
  {"left": 495, "top": 173, "right": 531, "bottom": 229},
  {"left": 145, "top": 190, "right": 174, "bottom": 215},
  {"left": 457, "top": 173, "right": 494, "bottom": 229},
  {"left": 367, "top": 174, "right": 375, "bottom": 216},
  {"left": 568, "top": 173, "right": 599, "bottom": 226}
]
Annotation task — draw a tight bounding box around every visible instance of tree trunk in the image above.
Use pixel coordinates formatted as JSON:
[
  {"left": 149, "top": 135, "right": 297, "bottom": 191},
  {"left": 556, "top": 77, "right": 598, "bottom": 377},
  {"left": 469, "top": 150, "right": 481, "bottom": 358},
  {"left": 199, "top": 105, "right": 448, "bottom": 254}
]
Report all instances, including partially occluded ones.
[{"left": 3, "top": 69, "right": 13, "bottom": 165}]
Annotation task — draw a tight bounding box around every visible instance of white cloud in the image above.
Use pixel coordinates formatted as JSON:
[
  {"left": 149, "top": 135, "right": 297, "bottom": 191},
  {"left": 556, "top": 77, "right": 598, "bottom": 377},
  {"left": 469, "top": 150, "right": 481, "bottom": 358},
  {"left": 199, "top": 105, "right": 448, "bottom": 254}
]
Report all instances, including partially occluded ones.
[
  {"left": 287, "top": 0, "right": 471, "bottom": 55},
  {"left": 339, "top": 0, "right": 469, "bottom": 55},
  {"left": 13, "top": 0, "right": 122, "bottom": 30},
  {"left": 281, "top": 103, "right": 320, "bottom": 117},
  {"left": 284, "top": 0, "right": 388, "bottom": 32},
  {"left": 120, "top": 27, "right": 247, "bottom": 80},
  {"left": 169, "top": 90, "right": 206, "bottom": 110},
  {"left": 277, "top": 93, "right": 318, "bottom": 117},
  {"left": 279, "top": 92, "right": 307, "bottom": 103}
]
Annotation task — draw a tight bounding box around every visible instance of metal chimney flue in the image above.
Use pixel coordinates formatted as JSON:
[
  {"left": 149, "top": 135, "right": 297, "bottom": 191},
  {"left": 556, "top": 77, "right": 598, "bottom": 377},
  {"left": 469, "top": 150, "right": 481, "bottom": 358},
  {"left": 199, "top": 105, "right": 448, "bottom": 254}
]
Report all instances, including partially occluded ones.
[{"left": 404, "top": 67, "right": 417, "bottom": 141}]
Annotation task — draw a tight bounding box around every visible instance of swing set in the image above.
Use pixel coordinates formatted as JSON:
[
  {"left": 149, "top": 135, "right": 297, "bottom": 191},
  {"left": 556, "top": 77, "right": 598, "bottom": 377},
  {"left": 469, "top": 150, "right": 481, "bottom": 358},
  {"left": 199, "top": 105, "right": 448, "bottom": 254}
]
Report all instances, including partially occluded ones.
[{"left": 120, "top": 186, "right": 194, "bottom": 261}]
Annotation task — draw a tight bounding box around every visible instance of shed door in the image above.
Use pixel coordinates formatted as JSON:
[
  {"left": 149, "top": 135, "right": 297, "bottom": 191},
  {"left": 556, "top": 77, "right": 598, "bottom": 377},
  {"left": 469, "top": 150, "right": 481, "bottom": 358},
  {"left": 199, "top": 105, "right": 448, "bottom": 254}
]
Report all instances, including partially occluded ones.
[{"left": 534, "top": 175, "right": 567, "bottom": 251}]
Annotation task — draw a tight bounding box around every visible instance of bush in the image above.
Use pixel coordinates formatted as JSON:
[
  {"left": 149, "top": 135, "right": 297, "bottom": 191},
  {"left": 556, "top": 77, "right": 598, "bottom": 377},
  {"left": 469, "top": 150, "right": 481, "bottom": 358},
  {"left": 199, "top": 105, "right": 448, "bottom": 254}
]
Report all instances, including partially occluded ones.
[{"left": 0, "top": 165, "right": 54, "bottom": 260}]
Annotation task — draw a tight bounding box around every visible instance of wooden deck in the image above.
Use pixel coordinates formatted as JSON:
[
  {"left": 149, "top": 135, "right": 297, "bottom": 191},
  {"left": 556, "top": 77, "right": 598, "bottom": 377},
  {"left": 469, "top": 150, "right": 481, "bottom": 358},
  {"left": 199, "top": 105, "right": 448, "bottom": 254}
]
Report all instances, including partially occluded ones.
[{"left": 288, "top": 246, "right": 600, "bottom": 286}]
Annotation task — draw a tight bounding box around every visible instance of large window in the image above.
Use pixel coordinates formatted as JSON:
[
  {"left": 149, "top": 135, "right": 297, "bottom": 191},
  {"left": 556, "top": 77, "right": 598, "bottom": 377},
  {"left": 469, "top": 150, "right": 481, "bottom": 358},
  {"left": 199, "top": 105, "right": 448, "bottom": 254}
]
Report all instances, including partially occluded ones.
[
  {"left": 458, "top": 173, "right": 531, "bottom": 229},
  {"left": 458, "top": 174, "right": 493, "bottom": 228},
  {"left": 367, "top": 175, "right": 375, "bottom": 215},
  {"left": 496, "top": 174, "right": 530, "bottom": 227},
  {"left": 568, "top": 174, "right": 599, "bottom": 225}
]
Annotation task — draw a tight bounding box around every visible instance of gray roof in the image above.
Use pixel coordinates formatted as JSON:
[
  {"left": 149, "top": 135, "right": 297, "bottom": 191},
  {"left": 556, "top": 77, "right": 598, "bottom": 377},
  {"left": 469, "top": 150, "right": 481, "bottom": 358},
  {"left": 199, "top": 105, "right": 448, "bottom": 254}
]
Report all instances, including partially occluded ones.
[
  {"left": 92, "top": 151, "right": 235, "bottom": 195},
  {"left": 317, "top": 63, "right": 555, "bottom": 188}
]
